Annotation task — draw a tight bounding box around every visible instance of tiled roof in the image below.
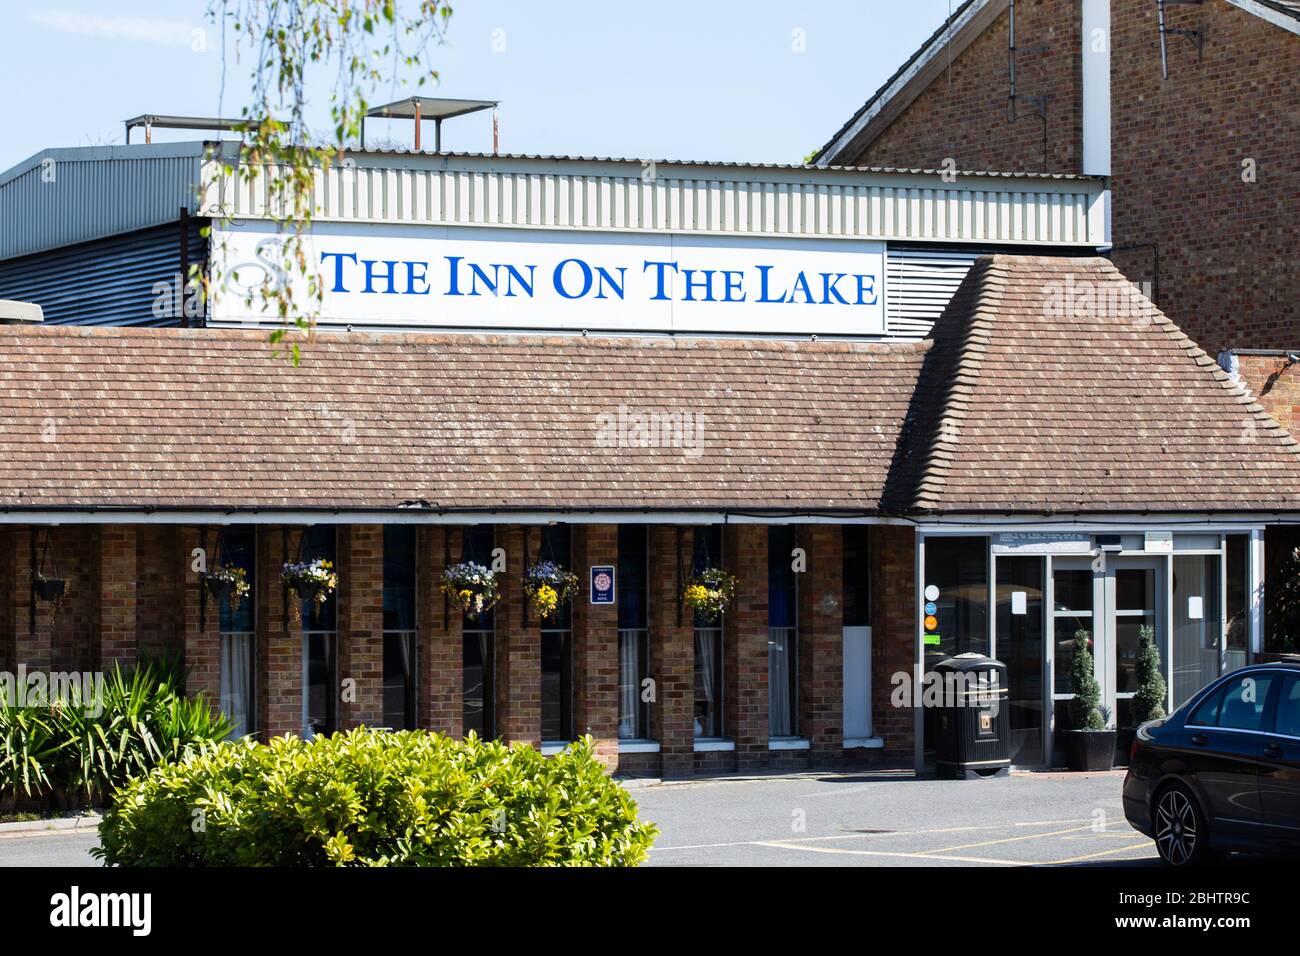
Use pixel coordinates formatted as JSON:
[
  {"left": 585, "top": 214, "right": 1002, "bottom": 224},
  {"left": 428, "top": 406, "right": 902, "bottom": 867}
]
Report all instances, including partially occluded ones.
[
  {"left": 3, "top": 254, "right": 1298, "bottom": 517},
  {"left": 888, "top": 255, "right": 1300, "bottom": 513},
  {"left": 0, "top": 328, "right": 926, "bottom": 513}
]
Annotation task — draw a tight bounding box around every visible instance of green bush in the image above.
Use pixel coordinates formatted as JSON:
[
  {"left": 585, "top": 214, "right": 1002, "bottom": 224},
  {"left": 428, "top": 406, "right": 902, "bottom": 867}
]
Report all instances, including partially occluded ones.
[
  {"left": 95, "top": 730, "right": 658, "bottom": 867},
  {"left": 1067, "top": 629, "right": 1106, "bottom": 731},
  {"left": 0, "top": 657, "right": 231, "bottom": 810},
  {"left": 1132, "top": 624, "right": 1168, "bottom": 724}
]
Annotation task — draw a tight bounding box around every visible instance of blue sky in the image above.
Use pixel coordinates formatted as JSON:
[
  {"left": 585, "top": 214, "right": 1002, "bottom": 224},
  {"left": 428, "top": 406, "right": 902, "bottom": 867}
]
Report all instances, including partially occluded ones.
[{"left": 1, "top": 1, "right": 957, "bottom": 170}]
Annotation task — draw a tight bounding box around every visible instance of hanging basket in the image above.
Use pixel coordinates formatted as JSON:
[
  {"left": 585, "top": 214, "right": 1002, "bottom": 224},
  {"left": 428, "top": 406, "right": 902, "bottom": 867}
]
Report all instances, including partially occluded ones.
[
  {"left": 33, "top": 574, "right": 66, "bottom": 603},
  {"left": 281, "top": 558, "right": 337, "bottom": 607},
  {"left": 683, "top": 566, "right": 737, "bottom": 623},
  {"left": 202, "top": 564, "right": 250, "bottom": 613},
  {"left": 521, "top": 561, "right": 580, "bottom": 622},
  {"left": 441, "top": 561, "right": 500, "bottom": 614}
]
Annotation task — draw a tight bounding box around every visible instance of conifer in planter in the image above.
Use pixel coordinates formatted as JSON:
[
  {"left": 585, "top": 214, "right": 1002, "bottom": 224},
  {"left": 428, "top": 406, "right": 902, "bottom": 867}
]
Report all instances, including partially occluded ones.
[
  {"left": 1060, "top": 629, "right": 1116, "bottom": 771},
  {"left": 1121, "top": 624, "right": 1168, "bottom": 763}
]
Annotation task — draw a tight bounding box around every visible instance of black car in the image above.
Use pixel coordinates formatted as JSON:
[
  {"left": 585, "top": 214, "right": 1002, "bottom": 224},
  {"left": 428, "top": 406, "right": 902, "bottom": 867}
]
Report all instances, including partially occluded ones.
[{"left": 1124, "top": 660, "right": 1300, "bottom": 865}]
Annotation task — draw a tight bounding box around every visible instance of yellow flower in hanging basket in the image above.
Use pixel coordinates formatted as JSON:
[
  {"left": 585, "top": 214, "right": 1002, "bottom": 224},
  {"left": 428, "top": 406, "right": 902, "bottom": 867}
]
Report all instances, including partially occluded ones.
[
  {"left": 533, "top": 583, "right": 559, "bottom": 621},
  {"left": 683, "top": 567, "right": 736, "bottom": 622}
]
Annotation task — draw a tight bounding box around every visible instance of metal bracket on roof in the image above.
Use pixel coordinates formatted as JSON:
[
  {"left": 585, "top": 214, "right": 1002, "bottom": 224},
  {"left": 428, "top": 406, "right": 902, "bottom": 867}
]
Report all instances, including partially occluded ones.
[{"left": 1158, "top": 0, "right": 1207, "bottom": 80}]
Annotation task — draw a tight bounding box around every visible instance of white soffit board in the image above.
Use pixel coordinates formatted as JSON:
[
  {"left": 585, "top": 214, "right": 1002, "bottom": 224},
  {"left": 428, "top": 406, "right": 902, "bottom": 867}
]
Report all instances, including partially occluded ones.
[{"left": 1225, "top": 0, "right": 1300, "bottom": 35}]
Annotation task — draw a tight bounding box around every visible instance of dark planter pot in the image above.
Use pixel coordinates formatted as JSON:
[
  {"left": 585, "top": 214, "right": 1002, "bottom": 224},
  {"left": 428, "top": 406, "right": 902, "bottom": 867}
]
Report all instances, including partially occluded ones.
[
  {"left": 33, "top": 578, "right": 66, "bottom": 602},
  {"left": 1114, "top": 727, "right": 1137, "bottom": 767},
  {"left": 291, "top": 581, "right": 324, "bottom": 603},
  {"left": 1061, "top": 729, "right": 1117, "bottom": 772},
  {"left": 204, "top": 577, "right": 234, "bottom": 604}
]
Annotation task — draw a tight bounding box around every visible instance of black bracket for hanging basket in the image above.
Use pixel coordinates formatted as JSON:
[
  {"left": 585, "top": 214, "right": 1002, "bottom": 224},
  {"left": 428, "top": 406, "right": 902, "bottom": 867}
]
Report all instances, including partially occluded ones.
[
  {"left": 442, "top": 528, "right": 450, "bottom": 631},
  {"left": 31, "top": 527, "right": 66, "bottom": 606},
  {"left": 522, "top": 526, "right": 532, "bottom": 629},
  {"left": 675, "top": 526, "right": 683, "bottom": 628}
]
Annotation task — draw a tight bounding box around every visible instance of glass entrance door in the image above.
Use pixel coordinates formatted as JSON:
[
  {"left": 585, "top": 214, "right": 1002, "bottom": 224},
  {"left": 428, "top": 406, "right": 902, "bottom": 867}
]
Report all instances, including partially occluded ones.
[
  {"left": 1107, "top": 557, "right": 1165, "bottom": 765},
  {"left": 996, "top": 556, "right": 1046, "bottom": 766}
]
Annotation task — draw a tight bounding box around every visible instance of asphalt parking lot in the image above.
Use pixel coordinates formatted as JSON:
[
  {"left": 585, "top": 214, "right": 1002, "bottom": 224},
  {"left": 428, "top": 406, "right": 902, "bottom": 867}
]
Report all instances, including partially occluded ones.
[
  {"left": 633, "top": 768, "right": 1158, "bottom": 867},
  {"left": 0, "top": 768, "right": 1156, "bottom": 867}
]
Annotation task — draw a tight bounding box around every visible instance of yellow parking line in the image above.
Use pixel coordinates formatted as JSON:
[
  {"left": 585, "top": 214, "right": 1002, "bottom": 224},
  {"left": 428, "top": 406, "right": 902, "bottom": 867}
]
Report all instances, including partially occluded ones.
[
  {"left": 1041, "top": 841, "right": 1154, "bottom": 866},
  {"left": 919, "top": 823, "right": 1095, "bottom": 854},
  {"left": 755, "top": 840, "right": 1023, "bottom": 866}
]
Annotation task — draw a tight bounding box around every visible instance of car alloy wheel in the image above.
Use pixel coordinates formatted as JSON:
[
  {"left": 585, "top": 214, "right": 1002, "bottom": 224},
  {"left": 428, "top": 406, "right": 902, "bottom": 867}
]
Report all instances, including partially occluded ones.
[{"left": 1154, "top": 787, "right": 1201, "bottom": 866}]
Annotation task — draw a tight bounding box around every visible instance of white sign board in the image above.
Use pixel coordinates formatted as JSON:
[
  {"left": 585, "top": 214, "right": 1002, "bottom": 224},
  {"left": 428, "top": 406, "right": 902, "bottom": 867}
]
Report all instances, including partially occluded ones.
[
  {"left": 992, "top": 533, "right": 1092, "bottom": 555},
  {"left": 209, "top": 220, "right": 886, "bottom": 335},
  {"left": 1144, "top": 531, "right": 1174, "bottom": 554}
]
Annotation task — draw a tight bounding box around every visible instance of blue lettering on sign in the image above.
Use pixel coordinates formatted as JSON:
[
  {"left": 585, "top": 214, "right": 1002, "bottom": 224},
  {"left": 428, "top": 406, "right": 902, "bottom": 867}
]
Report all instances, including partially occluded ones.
[{"left": 315, "top": 249, "right": 878, "bottom": 308}]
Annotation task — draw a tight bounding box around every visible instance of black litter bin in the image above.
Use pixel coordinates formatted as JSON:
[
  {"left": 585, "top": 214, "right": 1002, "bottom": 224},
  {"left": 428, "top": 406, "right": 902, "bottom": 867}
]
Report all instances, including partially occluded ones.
[{"left": 932, "top": 653, "right": 1010, "bottom": 780}]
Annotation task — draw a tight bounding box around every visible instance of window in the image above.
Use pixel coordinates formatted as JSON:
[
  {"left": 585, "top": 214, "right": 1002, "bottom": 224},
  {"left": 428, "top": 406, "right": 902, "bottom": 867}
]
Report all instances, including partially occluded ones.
[
  {"left": 540, "top": 525, "right": 574, "bottom": 742},
  {"left": 1171, "top": 555, "right": 1221, "bottom": 708},
  {"left": 302, "top": 526, "right": 338, "bottom": 738},
  {"left": 461, "top": 525, "right": 496, "bottom": 737},
  {"left": 923, "top": 537, "right": 989, "bottom": 661},
  {"left": 1188, "top": 687, "right": 1224, "bottom": 728},
  {"left": 1218, "top": 674, "right": 1276, "bottom": 732},
  {"left": 768, "top": 526, "right": 798, "bottom": 738},
  {"left": 617, "top": 525, "right": 650, "bottom": 741},
  {"left": 1052, "top": 569, "right": 1094, "bottom": 696},
  {"left": 217, "top": 527, "right": 255, "bottom": 738},
  {"left": 1274, "top": 676, "right": 1300, "bottom": 739},
  {"left": 842, "top": 526, "right": 870, "bottom": 628},
  {"left": 693, "top": 525, "right": 724, "bottom": 739},
  {"left": 1226, "top": 536, "right": 1249, "bottom": 673},
  {"left": 382, "top": 525, "right": 417, "bottom": 730}
]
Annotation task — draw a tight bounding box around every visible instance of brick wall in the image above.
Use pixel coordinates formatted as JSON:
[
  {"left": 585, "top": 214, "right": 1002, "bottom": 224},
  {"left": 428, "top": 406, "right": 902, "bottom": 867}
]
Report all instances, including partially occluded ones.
[
  {"left": 797, "top": 525, "right": 844, "bottom": 762},
  {"left": 872, "top": 525, "right": 917, "bottom": 763},
  {"left": 496, "top": 525, "right": 540, "bottom": 746},
  {"left": 648, "top": 525, "right": 694, "bottom": 777},
  {"left": 98, "top": 525, "right": 138, "bottom": 669},
  {"left": 855, "top": 1, "right": 1082, "bottom": 174},
  {"left": 723, "top": 524, "right": 768, "bottom": 771},
  {"left": 339, "top": 524, "right": 384, "bottom": 728},
  {"left": 181, "top": 526, "right": 221, "bottom": 709},
  {"left": 136, "top": 525, "right": 182, "bottom": 662},
  {"left": 418, "top": 525, "right": 463, "bottom": 736},
  {"left": 1109, "top": 0, "right": 1300, "bottom": 353},
  {"left": 843, "top": 0, "right": 1299, "bottom": 355},
  {"left": 1238, "top": 354, "right": 1300, "bottom": 436},
  {"left": 44, "top": 527, "right": 95, "bottom": 673},
  {"left": 258, "top": 526, "right": 301, "bottom": 738},
  {"left": 572, "top": 524, "right": 620, "bottom": 767}
]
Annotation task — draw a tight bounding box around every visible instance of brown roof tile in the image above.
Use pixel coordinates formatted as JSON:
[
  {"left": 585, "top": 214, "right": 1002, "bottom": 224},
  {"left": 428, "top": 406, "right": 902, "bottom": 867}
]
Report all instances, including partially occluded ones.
[
  {"left": 889, "top": 255, "right": 1300, "bottom": 513},
  {"left": 0, "top": 327, "right": 927, "bottom": 513}
]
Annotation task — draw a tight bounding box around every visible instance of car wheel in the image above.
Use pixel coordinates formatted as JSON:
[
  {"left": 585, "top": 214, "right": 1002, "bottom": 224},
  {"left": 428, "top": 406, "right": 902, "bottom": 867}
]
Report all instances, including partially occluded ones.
[{"left": 1153, "top": 785, "right": 1210, "bottom": 866}]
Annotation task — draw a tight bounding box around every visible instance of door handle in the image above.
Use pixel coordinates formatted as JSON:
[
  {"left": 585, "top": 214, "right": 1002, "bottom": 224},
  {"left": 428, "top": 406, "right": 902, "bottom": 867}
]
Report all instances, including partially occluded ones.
[
  {"left": 1264, "top": 744, "right": 1285, "bottom": 760},
  {"left": 1191, "top": 734, "right": 1209, "bottom": 747}
]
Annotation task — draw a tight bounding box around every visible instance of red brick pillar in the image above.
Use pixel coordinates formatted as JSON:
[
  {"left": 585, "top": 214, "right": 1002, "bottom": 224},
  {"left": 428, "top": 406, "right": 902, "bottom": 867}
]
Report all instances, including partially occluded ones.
[
  {"left": 418, "top": 525, "right": 463, "bottom": 735},
  {"left": 725, "top": 524, "right": 769, "bottom": 770},
  {"left": 650, "top": 525, "right": 694, "bottom": 777},
  {"left": 495, "top": 525, "right": 540, "bottom": 747},
  {"left": 180, "top": 526, "right": 221, "bottom": 709},
  {"left": 797, "top": 525, "right": 844, "bottom": 761},
  {"left": 573, "top": 524, "right": 619, "bottom": 768},
  {"left": 98, "top": 525, "right": 138, "bottom": 670},
  {"left": 872, "top": 526, "right": 916, "bottom": 763},
  {"left": 9, "top": 527, "right": 53, "bottom": 672},
  {"left": 339, "top": 525, "right": 384, "bottom": 729},
  {"left": 258, "top": 526, "right": 301, "bottom": 738}
]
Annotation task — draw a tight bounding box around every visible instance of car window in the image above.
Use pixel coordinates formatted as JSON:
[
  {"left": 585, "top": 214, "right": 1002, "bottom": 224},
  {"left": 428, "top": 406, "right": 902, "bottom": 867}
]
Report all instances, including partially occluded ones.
[
  {"left": 1274, "top": 676, "right": 1300, "bottom": 738},
  {"left": 1218, "top": 674, "right": 1276, "bottom": 732},
  {"left": 1188, "top": 687, "right": 1224, "bottom": 727}
]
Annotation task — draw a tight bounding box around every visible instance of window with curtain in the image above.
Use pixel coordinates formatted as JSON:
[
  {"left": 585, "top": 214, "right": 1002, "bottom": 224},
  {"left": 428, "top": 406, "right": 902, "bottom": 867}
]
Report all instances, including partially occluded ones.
[
  {"left": 693, "top": 525, "right": 724, "bottom": 738},
  {"left": 462, "top": 525, "right": 496, "bottom": 738},
  {"left": 302, "top": 525, "right": 338, "bottom": 738},
  {"left": 540, "top": 525, "right": 574, "bottom": 741},
  {"left": 618, "top": 525, "right": 650, "bottom": 740},
  {"left": 383, "top": 525, "right": 417, "bottom": 730},
  {"left": 217, "top": 526, "right": 255, "bottom": 739},
  {"left": 768, "top": 526, "right": 798, "bottom": 738}
]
